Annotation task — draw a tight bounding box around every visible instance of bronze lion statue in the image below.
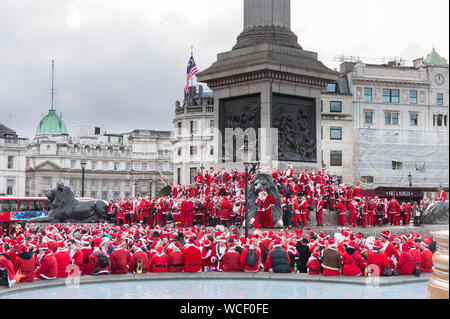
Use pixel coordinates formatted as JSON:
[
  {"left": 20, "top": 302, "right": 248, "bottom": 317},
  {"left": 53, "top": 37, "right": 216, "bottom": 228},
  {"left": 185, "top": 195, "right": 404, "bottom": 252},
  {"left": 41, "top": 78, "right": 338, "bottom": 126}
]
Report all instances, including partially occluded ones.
[
  {"left": 422, "top": 201, "right": 449, "bottom": 225},
  {"left": 246, "top": 173, "right": 284, "bottom": 228},
  {"left": 29, "top": 183, "right": 111, "bottom": 223}
]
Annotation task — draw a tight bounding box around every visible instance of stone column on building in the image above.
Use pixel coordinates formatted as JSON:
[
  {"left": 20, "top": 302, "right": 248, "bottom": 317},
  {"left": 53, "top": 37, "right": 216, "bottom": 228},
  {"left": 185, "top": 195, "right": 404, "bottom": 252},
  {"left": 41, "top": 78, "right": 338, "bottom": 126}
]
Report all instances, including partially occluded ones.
[{"left": 197, "top": 0, "right": 338, "bottom": 171}]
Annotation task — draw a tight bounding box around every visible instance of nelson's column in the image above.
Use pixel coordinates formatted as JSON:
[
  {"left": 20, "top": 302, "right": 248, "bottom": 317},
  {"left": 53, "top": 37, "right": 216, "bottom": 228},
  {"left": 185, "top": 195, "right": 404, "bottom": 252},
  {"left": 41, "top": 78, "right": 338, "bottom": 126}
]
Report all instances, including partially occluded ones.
[{"left": 196, "top": 0, "right": 338, "bottom": 171}]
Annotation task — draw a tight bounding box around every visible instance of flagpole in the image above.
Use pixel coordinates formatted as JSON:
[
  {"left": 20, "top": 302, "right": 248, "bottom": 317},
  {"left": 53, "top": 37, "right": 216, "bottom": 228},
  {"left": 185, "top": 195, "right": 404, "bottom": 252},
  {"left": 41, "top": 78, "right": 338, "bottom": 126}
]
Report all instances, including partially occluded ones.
[{"left": 190, "top": 45, "right": 194, "bottom": 89}]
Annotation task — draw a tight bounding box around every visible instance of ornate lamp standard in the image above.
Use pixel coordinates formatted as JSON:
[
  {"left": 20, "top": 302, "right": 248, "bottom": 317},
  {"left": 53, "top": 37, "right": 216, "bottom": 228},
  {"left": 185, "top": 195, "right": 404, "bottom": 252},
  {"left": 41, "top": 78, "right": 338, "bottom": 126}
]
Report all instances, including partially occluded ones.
[
  {"left": 408, "top": 171, "right": 413, "bottom": 188},
  {"left": 80, "top": 157, "right": 86, "bottom": 197},
  {"left": 240, "top": 144, "right": 259, "bottom": 238}
]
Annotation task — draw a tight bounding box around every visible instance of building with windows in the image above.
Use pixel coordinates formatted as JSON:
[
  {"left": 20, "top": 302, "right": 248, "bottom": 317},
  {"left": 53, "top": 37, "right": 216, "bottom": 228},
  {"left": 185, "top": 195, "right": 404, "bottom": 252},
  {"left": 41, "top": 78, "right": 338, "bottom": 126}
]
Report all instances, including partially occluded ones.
[
  {"left": 25, "top": 109, "right": 173, "bottom": 199},
  {"left": 346, "top": 48, "right": 449, "bottom": 200},
  {"left": 0, "top": 124, "right": 28, "bottom": 196},
  {"left": 172, "top": 85, "right": 215, "bottom": 185},
  {"left": 321, "top": 78, "right": 354, "bottom": 184}
]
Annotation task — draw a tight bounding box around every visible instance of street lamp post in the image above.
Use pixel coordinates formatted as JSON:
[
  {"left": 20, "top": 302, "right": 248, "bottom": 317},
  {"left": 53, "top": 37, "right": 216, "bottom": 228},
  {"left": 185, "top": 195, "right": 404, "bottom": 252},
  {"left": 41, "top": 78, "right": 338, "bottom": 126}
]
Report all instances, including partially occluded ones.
[
  {"left": 240, "top": 144, "right": 259, "bottom": 239},
  {"left": 80, "top": 157, "right": 86, "bottom": 197},
  {"left": 408, "top": 171, "right": 413, "bottom": 188}
]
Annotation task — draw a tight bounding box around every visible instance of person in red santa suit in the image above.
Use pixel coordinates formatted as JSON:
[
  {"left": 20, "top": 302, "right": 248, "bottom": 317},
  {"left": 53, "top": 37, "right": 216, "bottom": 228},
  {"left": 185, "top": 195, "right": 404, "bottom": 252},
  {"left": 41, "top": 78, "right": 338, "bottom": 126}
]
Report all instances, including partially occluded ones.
[
  {"left": 393, "top": 242, "right": 416, "bottom": 275},
  {"left": 182, "top": 238, "right": 202, "bottom": 272},
  {"left": 110, "top": 240, "right": 131, "bottom": 274},
  {"left": 219, "top": 196, "right": 232, "bottom": 228},
  {"left": 149, "top": 245, "right": 168, "bottom": 273},
  {"left": 240, "top": 239, "right": 261, "bottom": 272},
  {"left": 54, "top": 242, "right": 71, "bottom": 278},
  {"left": 342, "top": 241, "right": 364, "bottom": 276},
  {"left": 360, "top": 198, "right": 370, "bottom": 228},
  {"left": 35, "top": 243, "right": 57, "bottom": 280},
  {"left": 13, "top": 245, "right": 37, "bottom": 282},
  {"left": 184, "top": 197, "right": 195, "bottom": 227},
  {"left": 129, "top": 241, "right": 149, "bottom": 273},
  {"left": 306, "top": 252, "right": 321, "bottom": 275},
  {"left": 387, "top": 197, "right": 400, "bottom": 225},
  {"left": 315, "top": 195, "right": 324, "bottom": 227},
  {"left": 334, "top": 197, "right": 347, "bottom": 227},
  {"left": 379, "top": 231, "right": 398, "bottom": 267},
  {"left": 367, "top": 240, "right": 388, "bottom": 276},
  {"left": 291, "top": 196, "right": 301, "bottom": 228},
  {"left": 0, "top": 253, "right": 16, "bottom": 288},
  {"left": 254, "top": 191, "right": 266, "bottom": 228},
  {"left": 404, "top": 201, "right": 412, "bottom": 226},
  {"left": 353, "top": 183, "right": 362, "bottom": 202},
  {"left": 419, "top": 237, "right": 434, "bottom": 273},
  {"left": 89, "top": 240, "right": 111, "bottom": 276},
  {"left": 200, "top": 239, "right": 214, "bottom": 272},
  {"left": 260, "top": 190, "right": 276, "bottom": 228},
  {"left": 211, "top": 237, "right": 228, "bottom": 272},
  {"left": 437, "top": 187, "right": 447, "bottom": 202},
  {"left": 167, "top": 241, "right": 184, "bottom": 272},
  {"left": 79, "top": 238, "right": 93, "bottom": 276},
  {"left": 299, "top": 196, "right": 309, "bottom": 227}
]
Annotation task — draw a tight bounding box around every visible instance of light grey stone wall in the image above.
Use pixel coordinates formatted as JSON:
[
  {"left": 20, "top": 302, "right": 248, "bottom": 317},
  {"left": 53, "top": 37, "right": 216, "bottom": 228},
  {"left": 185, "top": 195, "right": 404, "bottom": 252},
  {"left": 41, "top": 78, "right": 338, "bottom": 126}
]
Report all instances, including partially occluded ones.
[{"left": 244, "top": 0, "right": 290, "bottom": 30}]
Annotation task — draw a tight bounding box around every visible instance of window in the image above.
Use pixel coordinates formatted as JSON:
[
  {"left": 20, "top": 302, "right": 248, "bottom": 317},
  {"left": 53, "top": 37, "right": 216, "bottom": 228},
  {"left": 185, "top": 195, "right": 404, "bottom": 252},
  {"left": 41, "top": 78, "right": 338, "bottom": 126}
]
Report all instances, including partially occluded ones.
[
  {"left": 141, "top": 181, "right": 147, "bottom": 189},
  {"left": 158, "top": 163, "right": 164, "bottom": 172},
  {"left": 385, "top": 112, "right": 399, "bottom": 125},
  {"left": 103, "top": 162, "right": 108, "bottom": 170},
  {"left": 44, "top": 177, "right": 51, "bottom": 186},
  {"left": 70, "top": 160, "right": 75, "bottom": 169},
  {"left": 125, "top": 180, "right": 130, "bottom": 188},
  {"left": 364, "top": 111, "right": 373, "bottom": 124},
  {"left": 336, "top": 176, "right": 343, "bottom": 185},
  {"left": 410, "top": 90, "right": 417, "bottom": 104},
  {"left": 177, "top": 122, "right": 182, "bottom": 135},
  {"left": 330, "top": 127, "right": 342, "bottom": 140},
  {"left": 392, "top": 161, "right": 403, "bottom": 170},
  {"left": 326, "top": 83, "right": 337, "bottom": 93},
  {"left": 383, "top": 89, "right": 400, "bottom": 103},
  {"left": 437, "top": 93, "right": 444, "bottom": 106},
  {"left": 177, "top": 148, "right": 182, "bottom": 156},
  {"left": 321, "top": 100, "right": 323, "bottom": 112},
  {"left": 126, "top": 163, "right": 131, "bottom": 171},
  {"left": 364, "top": 88, "right": 373, "bottom": 102},
  {"left": 91, "top": 161, "right": 97, "bottom": 170},
  {"left": 321, "top": 126, "right": 323, "bottom": 140},
  {"left": 102, "top": 192, "right": 108, "bottom": 201},
  {"left": 29, "top": 200, "right": 44, "bottom": 212},
  {"left": 433, "top": 114, "right": 448, "bottom": 127},
  {"left": 330, "top": 151, "right": 342, "bottom": 166},
  {"left": 210, "top": 120, "right": 214, "bottom": 134},
  {"left": 69, "top": 178, "right": 75, "bottom": 187},
  {"left": 113, "top": 192, "right": 120, "bottom": 200},
  {"left": 330, "top": 101, "right": 342, "bottom": 112},
  {"left": 7, "top": 156, "right": 14, "bottom": 169},
  {"left": 210, "top": 145, "right": 214, "bottom": 155},
  {"left": 190, "top": 146, "right": 197, "bottom": 156},
  {"left": 190, "top": 120, "right": 197, "bottom": 134},
  {"left": 90, "top": 179, "right": 96, "bottom": 187},
  {"left": 114, "top": 180, "right": 119, "bottom": 188},
  {"left": 114, "top": 162, "right": 120, "bottom": 171},
  {"left": 2, "top": 199, "right": 18, "bottom": 211},
  {"left": 361, "top": 176, "right": 374, "bottom": 183},
  {"left": 169, "top": 163, "right": 174, "bottom": 172},
  {"left": 177, "top": 168, "right": 181, "bottom": 185},
  {"left": 95, "top": 127, "right": 101, "bottom": 135},
  {"left": 90, "top": 192, "right": 96, "bottom": 199},
  {"left": 142, "top": 163, "right": 147, "bottom": 171},
  {"left": 19, "top": 200, "right": 29, "bottom": 211},
  {"left": 410, "top": 113, "right": 418, "bottom": 126}
]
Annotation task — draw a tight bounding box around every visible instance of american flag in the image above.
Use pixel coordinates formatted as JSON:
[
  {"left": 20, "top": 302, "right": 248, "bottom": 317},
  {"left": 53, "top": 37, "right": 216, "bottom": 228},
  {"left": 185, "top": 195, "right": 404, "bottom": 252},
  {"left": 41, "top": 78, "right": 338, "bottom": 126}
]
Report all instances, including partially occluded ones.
[{"left": 185, "top": 55, "right": 199, "bottom": 94}]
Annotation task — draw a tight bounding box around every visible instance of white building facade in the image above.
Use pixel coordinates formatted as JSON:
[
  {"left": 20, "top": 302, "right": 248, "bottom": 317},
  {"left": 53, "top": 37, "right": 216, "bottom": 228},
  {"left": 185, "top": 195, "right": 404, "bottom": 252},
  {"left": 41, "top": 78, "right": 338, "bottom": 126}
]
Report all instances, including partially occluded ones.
[
  {"left": 172, "top": 85, "right": 215, "bottom": 185},
  {"left": 347, "top": 49, "right": 449, "bottom": 199},
  {"left": 0, "top": 125, "right": 28, "bottom": 197}
]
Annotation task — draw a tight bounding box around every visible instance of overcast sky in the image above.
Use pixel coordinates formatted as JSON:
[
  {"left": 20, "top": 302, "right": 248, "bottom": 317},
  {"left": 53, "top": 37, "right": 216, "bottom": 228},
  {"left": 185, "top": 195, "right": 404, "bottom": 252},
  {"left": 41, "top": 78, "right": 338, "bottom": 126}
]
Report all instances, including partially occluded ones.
[{"left": 0, "top": 0, "right": 448, "bottom": 139}]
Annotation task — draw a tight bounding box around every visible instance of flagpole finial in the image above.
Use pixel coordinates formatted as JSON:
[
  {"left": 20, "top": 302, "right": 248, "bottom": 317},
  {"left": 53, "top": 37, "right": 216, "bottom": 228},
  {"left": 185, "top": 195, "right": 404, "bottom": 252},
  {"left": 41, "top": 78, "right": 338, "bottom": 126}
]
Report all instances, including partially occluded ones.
[{"left": 191, "top": 45, "right": 194, "bottom": 56}]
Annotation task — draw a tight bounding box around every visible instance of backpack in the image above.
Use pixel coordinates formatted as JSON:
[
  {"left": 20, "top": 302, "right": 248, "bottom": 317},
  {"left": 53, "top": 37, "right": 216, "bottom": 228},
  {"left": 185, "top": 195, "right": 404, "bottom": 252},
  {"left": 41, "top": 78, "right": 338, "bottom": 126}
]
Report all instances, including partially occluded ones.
[
  {"left": 246, "top": 249, "right": 257, "bottom": 267},
  {"left": 94, "top": 253, "right": 109, "bottom": 268}
]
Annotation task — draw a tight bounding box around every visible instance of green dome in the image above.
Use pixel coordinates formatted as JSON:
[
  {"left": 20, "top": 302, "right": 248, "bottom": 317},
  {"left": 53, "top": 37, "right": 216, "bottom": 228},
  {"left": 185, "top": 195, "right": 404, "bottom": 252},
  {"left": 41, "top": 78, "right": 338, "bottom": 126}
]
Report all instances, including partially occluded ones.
[
  {"left": 36, "top": 109, "right": 68, "bottom": 135},
  {"left": 424, "top": 49, "right": 448, "bottom": 67}
]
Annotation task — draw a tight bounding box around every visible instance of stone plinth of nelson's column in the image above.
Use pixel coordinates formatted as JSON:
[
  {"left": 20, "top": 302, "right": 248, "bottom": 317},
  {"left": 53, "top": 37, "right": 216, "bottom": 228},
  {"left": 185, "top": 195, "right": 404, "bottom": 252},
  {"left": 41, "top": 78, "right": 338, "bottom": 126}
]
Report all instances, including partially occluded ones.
[{"left": 196, "top": 0, "right": 338, "bottom": 171}]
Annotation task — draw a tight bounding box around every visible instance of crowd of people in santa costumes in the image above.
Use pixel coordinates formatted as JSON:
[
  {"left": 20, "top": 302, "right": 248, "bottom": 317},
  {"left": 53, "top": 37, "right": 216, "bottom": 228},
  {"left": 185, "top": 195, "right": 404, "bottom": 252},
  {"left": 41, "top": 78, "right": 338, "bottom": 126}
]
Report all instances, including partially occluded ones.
[
  {"left": 0, "top": 221, "right": 437, "bottom": 288},
  {"left": 103, "top": 166, "right": 446, "bottom": 230}
]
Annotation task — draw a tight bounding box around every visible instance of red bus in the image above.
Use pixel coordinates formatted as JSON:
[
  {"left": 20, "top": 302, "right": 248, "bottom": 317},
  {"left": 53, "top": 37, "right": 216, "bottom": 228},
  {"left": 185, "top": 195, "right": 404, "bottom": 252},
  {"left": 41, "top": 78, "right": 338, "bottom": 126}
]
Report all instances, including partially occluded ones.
[{"left": 0, "top": 197, "right": 50, "bottom": 230}]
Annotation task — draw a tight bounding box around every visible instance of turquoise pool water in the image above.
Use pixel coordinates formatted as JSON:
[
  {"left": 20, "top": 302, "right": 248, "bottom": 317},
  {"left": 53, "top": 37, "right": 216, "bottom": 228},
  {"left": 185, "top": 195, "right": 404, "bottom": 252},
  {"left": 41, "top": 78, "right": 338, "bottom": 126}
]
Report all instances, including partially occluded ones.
[{"left": 1, "top": 280, "right": 428, "bottom": 299}]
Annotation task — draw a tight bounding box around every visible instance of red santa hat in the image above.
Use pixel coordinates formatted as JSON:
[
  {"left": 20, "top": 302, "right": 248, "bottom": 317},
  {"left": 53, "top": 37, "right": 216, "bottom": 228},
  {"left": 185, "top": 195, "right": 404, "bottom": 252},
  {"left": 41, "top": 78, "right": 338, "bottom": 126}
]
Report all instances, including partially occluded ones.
[
  {"left": 346, "top": 241, "right": 356, "bottom": 249},
  {"left": 380, "top": 231, "right": 390, "bottom": 239},
  {"left": 38, "top": 243, "right": 48, "bottom": 250},
  {"left": 273, "top": 239, "right": 283, "bottom": 247},
  {"left": 372, "top": 240, "right": 382, "bottom": 249},
  {"left": 317, "top": 240, "right": 326, "bottom": 247},
  {"left": 203, "top": 239, "right": 211, "bottom": 247},
  {"left": 328, "top": 238, "right": 336, "bottom": 248}
]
